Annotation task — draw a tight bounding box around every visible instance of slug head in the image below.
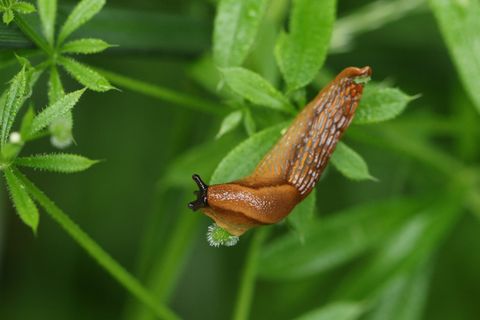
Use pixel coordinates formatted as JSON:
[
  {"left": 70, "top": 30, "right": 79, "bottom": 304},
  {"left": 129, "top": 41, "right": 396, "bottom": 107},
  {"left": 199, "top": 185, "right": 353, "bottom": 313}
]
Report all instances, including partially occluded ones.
[{"left": 188, "top": 174, "right": 242, "bottom": 247}]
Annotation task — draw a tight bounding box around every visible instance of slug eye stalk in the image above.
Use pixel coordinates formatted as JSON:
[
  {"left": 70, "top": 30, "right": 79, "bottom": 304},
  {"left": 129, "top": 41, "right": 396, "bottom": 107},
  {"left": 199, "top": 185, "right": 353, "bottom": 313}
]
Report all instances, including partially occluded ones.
[
  {"left": 188, "top": 66, "right": 372, "bottom": 246},
  {"left": 188, "top": 174, "right": 208, "bottom": 211}
]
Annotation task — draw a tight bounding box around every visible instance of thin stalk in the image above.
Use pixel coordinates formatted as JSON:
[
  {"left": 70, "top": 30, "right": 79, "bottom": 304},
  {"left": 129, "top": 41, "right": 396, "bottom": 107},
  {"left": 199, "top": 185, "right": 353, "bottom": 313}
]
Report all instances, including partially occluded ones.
[
  {"left": 13, "top": 15, "right": 53, "bottom": 55},
  {"left": 96, "top": 68, "right": 227, "bottom": 116},
  {"left": 127, "top": 206, "right": 200, "bottom": 320},
  {"left": 0, "top": 178, "right": 5, "bottom": 269},
  {"left": 232, "top": 228, "right": 269, "bottom": 320},
  {"left": 12, "top": 168, "right": 180, "bottom": 320}
]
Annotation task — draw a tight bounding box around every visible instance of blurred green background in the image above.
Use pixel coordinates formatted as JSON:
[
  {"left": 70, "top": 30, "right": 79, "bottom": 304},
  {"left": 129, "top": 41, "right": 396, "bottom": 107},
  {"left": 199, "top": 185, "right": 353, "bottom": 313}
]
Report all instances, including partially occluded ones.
[{"left": 1, "top": 0, "right": 479, "bottom": 319}]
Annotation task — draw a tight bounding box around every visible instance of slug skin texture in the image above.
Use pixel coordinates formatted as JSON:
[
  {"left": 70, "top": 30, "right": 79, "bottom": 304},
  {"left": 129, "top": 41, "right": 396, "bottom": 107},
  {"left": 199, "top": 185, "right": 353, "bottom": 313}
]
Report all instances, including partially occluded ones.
[{"left": 189, "top": 66, "right": 372, "bottom": 236}]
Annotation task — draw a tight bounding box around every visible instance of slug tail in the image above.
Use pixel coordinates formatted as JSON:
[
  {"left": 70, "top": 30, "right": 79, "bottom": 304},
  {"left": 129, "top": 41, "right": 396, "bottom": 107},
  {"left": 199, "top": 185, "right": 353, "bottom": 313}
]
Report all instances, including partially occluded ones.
[{"left": 251, "top": 66, "right": 372, "bottom": 197}]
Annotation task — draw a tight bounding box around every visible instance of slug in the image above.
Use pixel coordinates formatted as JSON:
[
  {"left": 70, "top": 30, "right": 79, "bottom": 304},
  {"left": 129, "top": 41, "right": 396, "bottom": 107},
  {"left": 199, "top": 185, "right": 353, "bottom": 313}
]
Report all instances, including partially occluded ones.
[{"left": 189, "top": 66, "right": 372, "bottom": 238}]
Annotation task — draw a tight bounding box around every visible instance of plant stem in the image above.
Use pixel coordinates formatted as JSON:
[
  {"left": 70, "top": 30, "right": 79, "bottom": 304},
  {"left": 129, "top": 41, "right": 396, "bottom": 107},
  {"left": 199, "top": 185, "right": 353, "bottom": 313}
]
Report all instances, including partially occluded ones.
[
  {"left": 232, "top": 228, "right": 269, "bottom": 320},
  {"left": 96, "top": 68, "right": 228, "bottom": 116},
  {"left": 0, "top": 178, "right": 5, "bottom": 267},
  {"left": 128, "top": 209, "right": 199, "bottom": 320},
  {"left": 13, "top": 15, "right": 52, "bottom": 55},
  {"left": 13, "top": 168, "right": 180, "bottom": 320}
]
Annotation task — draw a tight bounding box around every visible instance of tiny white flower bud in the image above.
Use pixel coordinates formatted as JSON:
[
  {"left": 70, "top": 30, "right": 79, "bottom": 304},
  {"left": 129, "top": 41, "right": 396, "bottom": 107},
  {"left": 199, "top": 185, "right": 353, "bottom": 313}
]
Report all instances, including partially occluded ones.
[{"left": 9, "top": 132, "right": 21, "bottom": 144}]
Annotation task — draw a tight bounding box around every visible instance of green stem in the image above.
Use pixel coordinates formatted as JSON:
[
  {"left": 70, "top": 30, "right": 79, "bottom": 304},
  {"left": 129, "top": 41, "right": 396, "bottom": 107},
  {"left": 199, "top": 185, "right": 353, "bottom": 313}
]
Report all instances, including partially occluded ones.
[
  {"left": 128, "top": 210, "right": 199, "bottom": 320},
  {"left": 13, "top": 15, "right": 53, "bottom": 55},
  {"left": 232, "top": 228, "right": 269, "bottom": 320},
  {"left": 96, "top": 68, "right": 227, "bottom": 116},
  {"left": 13, "top": 168, "right": 180, "bottom": 320}
]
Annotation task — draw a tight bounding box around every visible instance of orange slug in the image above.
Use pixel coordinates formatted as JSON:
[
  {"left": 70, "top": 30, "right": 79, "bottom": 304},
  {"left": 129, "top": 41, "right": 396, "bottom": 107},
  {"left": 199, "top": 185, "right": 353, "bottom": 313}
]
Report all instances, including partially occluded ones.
[{"left": 189, "top": 66, "right": 372, "bottom": 237}]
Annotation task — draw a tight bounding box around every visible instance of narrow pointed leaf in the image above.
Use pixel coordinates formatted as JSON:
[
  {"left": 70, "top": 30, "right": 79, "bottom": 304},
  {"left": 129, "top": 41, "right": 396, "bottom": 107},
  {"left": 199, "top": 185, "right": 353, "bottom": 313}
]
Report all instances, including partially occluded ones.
[
  {"left": 59, "top": 57, "right": 113, "bottom": 92},
  {"left": 429, "top": 0, "right": 480, "bottom": 113},
  {"left": 213, "top": 0, "right": 268, "bottom": 67},
  {"left": 222, "top": 67, "right": 294, "bottom": 114},
  {"left": 15, "top": 153, "right": 98, "bottom": 173},
  {"left": 333, "top": 191, "right": 462, "bottom": 300},
  {"left": 0, "top": 92, "right": 6, "bottom": 129},
  {"left": 295, "top": 302, "right": 365, "bottom": 320},
  {"left": 30, "top": 88, "right": 85, "bottom": 134},
  {"left": 354, "top": 84, "right": 415, "bottom": 124},
  {"left": 216, "top": 110, "right": 243, "bottom": 139},
  {"left": 12, "top": 2, "right": 36, "bottom": 14},
  {"left": 276, "top": 0, "right": 336, "bottom": 91},
  {"left": 3, "top": 9, "right": 14, "bottom": 25},
  {"left": 0, "top": 67, "right": 27, "bottom": 146},
  {"left": 61, "top": 38, "right": 112, "bottom": 54},
  {"left": 4, "top": 167, "right": 39, "bottom": 233},
  {"left": 37, "top": 0, "right": 56, "bottom": 44},
  {"left": 58, "top": 0, "right": 106, "bottom": 44},
  {"left": 48, "top": 66, "right": 65, "bottom": 104},
  {"left": 243, "top": 108, "right": 256, "bottom": 136},
  {"left": 330, "top": 142, "right": 376, "bottom": 181},
  {"left": 19, "top": 104, "right": 34, "bottom": 139},
  {"left": 367, "top": 261, "right": 431, "bottom": 320}
]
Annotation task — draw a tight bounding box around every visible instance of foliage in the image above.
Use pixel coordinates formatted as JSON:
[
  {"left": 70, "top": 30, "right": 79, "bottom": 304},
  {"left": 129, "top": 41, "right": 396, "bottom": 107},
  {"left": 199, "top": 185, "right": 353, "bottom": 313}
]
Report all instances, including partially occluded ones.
[{"left": 0, "top": 0, "right": 479, "bottom": 319}]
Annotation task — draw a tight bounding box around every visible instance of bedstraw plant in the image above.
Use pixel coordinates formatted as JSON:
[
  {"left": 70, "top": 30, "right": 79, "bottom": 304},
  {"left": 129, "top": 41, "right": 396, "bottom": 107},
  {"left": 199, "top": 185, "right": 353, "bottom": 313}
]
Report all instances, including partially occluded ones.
[{"left": 0, "top": 0, "right": 479, "bottom": 319}]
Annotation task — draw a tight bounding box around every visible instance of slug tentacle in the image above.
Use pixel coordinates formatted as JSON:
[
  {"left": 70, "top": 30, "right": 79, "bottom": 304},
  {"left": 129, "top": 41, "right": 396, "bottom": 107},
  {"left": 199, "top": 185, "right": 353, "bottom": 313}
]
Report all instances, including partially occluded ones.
[
  {"left": 188, "top": 174, "right": 209, "bottom": 211},
  {"left": 188, "top": 66, "right": 372, "bottom": 239}
]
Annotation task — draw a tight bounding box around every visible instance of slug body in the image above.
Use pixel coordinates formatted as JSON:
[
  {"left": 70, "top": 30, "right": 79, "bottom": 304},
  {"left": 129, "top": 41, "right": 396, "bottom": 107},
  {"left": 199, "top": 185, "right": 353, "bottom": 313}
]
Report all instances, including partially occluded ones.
[{"left": 189, "top": 66, "right": 372, "bottom": 236}]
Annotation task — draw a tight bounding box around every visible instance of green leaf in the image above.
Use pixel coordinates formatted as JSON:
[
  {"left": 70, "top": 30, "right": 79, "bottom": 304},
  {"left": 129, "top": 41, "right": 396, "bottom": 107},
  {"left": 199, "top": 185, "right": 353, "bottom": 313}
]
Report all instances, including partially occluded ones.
[
  {"left": 0, "top": 67, "right": 27, "bottom": 146},
  {"left": 367, "top": 261, "right": 431, "bottom": 320},
  {"left": 48, "top": 65, "right": 65, "bottom": 104},
  {"left": 15, "top": 53, "right": 31, "bottom": 68},
  {"left": 333, "top": 192, "right": 462, "bottom": 301},
  {"left": 295, "top": 302, "right": 365, "bottom": 320},
  {"left": 19, "top": 104, "right": 34, "bottom": 139},
  {"left": 4, "top": 167, "right": 39, "bottom": 233},
  {"left": 216, "top": 110, "right": 243, "bottom": 139},
  {"left": 213, "top": 0, "right": 268, "bottom": 67},
  {"left": 15, "top": 153, "right": 98, "bottom": 173},
  {"left": 429, "top": 0, "right": 480, "bottom": 113},
  {"left": 243, "top": 108, "right": 256, "bottom": 136},
  {"left": 61, "top": 38, "right": 112, "bottom": 54},
  {"left": 2, "top": 9, "right": 14, "bottom": 25},
  {"left": 37, "top": 0, "right": 56, "bottom": 44},
  {"left": 12, "top": 2, "right": 36, "bottom": 14},
  {"left": 30, "top": 88, "right": 85, "bottom": 135},
  {"left": 330, "top": 142, "right": 376, "bottom": 181},
  {"left": 58, "top": 0, "right": 106, "bottom": 44},
  {"left": 354, "top": 84, "right": 415, "bottom": 125},
  {"left": 330, "top": 0, "right": 424, "bottom": 53},
  {"left": 0, "top": 92, "right": 6, "bottom": 129},
  {"left": 258, "top": 198, "right": 421, "bottom": 280},
  {"left": 287, "top": 191, "right": 316, "bottom": 242},
  {"left": 24, "top": 66, "right": 43, "bottom": 100},
  {"left": 59, "top": 57, "right": 113, "bottom": 92},
  {"left": 275, "top": 0, "right": 336, "bottom": 91},
  {"left": 211, "top": 123, "right": 285, "bottom": 184},
  {"left": 222, "top": 67, "right": 294, "bottom": 114}
]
